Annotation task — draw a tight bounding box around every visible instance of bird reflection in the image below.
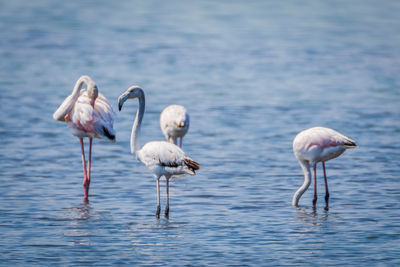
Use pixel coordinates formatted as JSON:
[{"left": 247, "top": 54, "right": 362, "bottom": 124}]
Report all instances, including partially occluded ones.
[
  {"left": 75, "top": 203, "right": 91, "bottom": 221},
  {"left": 293, "top": 206, "right": 330, "bottom": 227}
]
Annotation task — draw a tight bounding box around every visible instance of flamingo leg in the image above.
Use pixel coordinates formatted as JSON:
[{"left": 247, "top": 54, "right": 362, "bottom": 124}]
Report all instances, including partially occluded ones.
[
  {"left": 87, "top": 137, "right": 93, "bottom": 196},
  {"left": 165, "top": 178, "right": 170, "bottom": 218},
  {"left": 80, "top": 138, "right": 89, "bottom": 202},
  {"left": 312, "top": 163, "right": 317, "bottom": 207},
  {"left": 322, "top": 162, "right": 329, "bottom": 210},
  {"left": 156, "top": 178, "right": 161, "bottom": 219}
]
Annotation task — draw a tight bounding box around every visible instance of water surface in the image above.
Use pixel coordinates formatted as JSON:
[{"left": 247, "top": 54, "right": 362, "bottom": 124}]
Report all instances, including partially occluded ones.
[{"left": 1, "top": 0, "right": 400, "bottom": 266}]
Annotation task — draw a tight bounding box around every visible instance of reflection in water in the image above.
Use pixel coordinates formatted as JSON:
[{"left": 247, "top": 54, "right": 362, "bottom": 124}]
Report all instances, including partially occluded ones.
[
  {"left": 63, "top": 203, "right": 93, "bottom": 221},
  {"left": 292, "top": 206, "right": 330, "bottom": 227},
  {"left": 75, "top": 203, "right": 91, "bottom": 221},
  {"left": 61, "top": 203, "right": 95, "bottom": 245}
]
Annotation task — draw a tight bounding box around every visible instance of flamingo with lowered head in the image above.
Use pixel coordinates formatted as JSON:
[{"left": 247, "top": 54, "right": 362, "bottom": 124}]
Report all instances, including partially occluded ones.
[
  {"left": 160, "top": 105, "right": 190, "bottom": 148},
  {"left": 118, "top": 86, "right": 200, "bottom": 218},
  {"left": 53, "top": 75, "right": 115, "bottom": 202},
  {"left": 292, "top": 126, "right": 356, "bottom": 209}
]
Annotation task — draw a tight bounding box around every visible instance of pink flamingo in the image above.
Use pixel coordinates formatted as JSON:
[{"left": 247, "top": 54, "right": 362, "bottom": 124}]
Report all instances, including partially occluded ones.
[
  {"left": 292, "top": 126, "right": 356, "bottom": 209},
  {"left": 53, "top": 76, "right": 115, "bottom": 202}
]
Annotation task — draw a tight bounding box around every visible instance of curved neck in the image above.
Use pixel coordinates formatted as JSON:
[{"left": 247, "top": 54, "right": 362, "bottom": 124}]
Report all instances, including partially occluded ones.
[
  {"left": 292, "top": 159, "right": 311, "bottom": 206},
  {"left": 131, "top": 94, "right": 145, "bottom": 154},
  {"left": 53, "top": 76, "right": 92, "bottom": 121}
]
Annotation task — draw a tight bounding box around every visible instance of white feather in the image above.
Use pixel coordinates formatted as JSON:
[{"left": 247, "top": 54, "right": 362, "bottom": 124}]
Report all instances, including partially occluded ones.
[
  {"left": 160, "top": 105, "right": 189, "bottom": 145},
  {"left": 118, "top": 86, "right": 199, "bottom": 217},
  {"left": 67, "top": 91, "right": 115, "bottom": 139},
  {"left": 292, "top": 126, "right": 356, "bottom": 207}
]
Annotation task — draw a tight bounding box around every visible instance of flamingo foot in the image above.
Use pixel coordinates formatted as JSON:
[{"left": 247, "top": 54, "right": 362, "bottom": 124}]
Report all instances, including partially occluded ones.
[
  {"left": 156, "top": 205, "right": 161, "bottom": 219},
  {"left": 83, "top": 180, "right": 90, "bottom": 202},
  {"left": 324, "top": 193, "right": 330, "bottom": 211},
  {"left": 312, "top": 196, "right": 317, "bottom": 207},
  {"left": 164, "top": 206, "right": 169, "bottom": 218}
]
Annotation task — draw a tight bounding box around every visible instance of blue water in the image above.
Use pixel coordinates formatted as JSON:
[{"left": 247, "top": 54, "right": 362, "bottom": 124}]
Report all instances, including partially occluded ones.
[{"left": 1, "top": 0, "right": 400, "bottom": 265}]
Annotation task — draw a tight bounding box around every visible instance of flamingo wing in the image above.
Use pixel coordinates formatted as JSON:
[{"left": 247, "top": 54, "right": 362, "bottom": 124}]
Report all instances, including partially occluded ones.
[
  {"left": 138, "top": 141, "right": 199, "bottom": 176},
  {"left": 67, "top": 91, "right": 115, "bottom": 140},
  {"left": 294, "top": 127, "right": 356, "bottom": 162}
]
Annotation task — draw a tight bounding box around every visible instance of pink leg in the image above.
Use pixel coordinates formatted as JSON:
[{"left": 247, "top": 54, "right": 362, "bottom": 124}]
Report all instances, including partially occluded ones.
[
  {"left": 87, "top": 138, "right": 93, "bottom": 196},
  {"left": 313, "top": 163, "right": 317, "bottom": 207},
  {"left": 179, "top": 137, "right": 183, "bottom": 148},
  {"left": 80, "top": 138, "right": 89, "bottom": 202},
  {"left": 322, "top": 162, "right": 329, "bottom": 210}
]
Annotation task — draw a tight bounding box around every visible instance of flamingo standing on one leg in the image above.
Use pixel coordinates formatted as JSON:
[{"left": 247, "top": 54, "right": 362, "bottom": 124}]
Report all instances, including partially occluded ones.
[
  {"left": 160, "top": 105, "right": 189, "bottom": 148},
  {"left": 292, "top": 126, "right": 356, "bottom": 210},
  {"left": 118, "top": 86, "right": 200, "bottom": 218},
  {"left": 53, "top": 75, "right": 115, "bottom": 202}
]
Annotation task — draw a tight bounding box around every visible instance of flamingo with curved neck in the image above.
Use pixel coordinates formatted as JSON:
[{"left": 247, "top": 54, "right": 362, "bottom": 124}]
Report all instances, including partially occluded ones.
[
  {"left": 118, "top": 86, "right": 200, "bottom": 218},
  {"left": 53, "top": 75, "right": 115, "bottom": 202},
  {"left": 292, "top": 126, "right": 356, "bottom": 210},
  {"left": 53, "top": 76, "right": 94, "bottom": 121}
]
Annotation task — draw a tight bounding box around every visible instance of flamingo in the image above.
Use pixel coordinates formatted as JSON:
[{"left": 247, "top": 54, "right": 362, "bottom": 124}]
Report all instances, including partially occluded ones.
[
  {"left": 160, "top": 105, "right": 190, "bottom": 148},
  {"left": 292, "top": 126, "right": 356, "bottom": 209},
  {"left": 118, "top": 86, "right": 200, "bottom": 218},
  {"left": 53, "top": 75, "right": 115, "bottom": 202}
]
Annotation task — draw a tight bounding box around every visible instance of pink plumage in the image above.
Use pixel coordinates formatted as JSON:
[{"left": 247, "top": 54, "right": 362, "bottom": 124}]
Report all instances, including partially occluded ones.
[
  {"left": 292, "top": 126, "right": 356, "bottom": 209},
  {"left": 67, "top": 90, "right": 115, "bottom": 140},
  {"left": 53, "top": 76, "right": 115, "bottom": 202}
]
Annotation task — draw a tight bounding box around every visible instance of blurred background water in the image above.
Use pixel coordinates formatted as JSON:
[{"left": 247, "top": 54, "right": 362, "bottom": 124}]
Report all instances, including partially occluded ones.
[{"left": 1, "top": 0, "right": 400, "bottom": 265}]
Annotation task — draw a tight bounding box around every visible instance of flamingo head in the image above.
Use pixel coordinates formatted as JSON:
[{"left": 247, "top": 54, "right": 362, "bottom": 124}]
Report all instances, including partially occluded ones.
[
  {"left": 87, "top": 83, "right": 98, "bottom": 107},
  {"left": 118, "top": 85, "right": 144, "bottom": 111}
]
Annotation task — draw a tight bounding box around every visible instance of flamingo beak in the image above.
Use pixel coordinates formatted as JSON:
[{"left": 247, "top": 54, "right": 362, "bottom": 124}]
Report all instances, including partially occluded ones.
[
  {"left": 118, "top": 93, "right": 129, "bottom": 111},
  {"left": 175, "top": 121, "right": 185, "bottom": 128},
  {"left": 118, "top": 86, "right": 142, "bottom": 111}
]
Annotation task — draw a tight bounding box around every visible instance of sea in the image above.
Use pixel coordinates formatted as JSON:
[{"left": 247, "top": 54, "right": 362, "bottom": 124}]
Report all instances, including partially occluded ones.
[{"left": 0, "top": 0, "right": 399, "bottom": 266}]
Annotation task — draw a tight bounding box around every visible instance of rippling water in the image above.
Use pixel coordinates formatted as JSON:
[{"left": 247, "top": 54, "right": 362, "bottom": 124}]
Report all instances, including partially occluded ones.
[{"left": 1, "top": 0, "right": 400, "bottom": 265}]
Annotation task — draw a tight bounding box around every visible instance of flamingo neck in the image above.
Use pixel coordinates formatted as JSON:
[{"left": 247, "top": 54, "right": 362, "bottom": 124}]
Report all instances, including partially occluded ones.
[
  {"left": 131, "top": 94, "right": 145, "bottom": 154},
  {"left": 53, "top": 76, "right": 92, "bottom": 121},
  {"left": 292, "top": 159, "right": 312, "bottom": 206}
]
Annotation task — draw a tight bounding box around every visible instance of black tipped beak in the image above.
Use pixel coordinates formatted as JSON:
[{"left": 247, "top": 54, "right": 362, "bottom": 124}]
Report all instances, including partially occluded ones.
[
  {"left": 345, "top": 140, "right": 357, "bottom": 147},
  {"left": 118, "top": 92, "right": 128, "bottom": 111},
  {"left": 118, "top": 96, "right": 124, "bottom": 111}
]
